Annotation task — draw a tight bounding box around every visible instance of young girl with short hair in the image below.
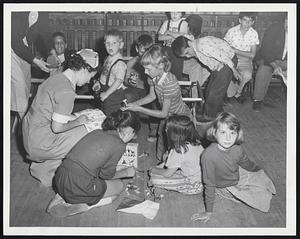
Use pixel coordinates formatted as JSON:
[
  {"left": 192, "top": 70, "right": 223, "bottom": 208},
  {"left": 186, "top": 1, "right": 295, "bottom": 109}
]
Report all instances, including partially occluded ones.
[
  {"left": 122, "top": 44, "right": 192, "bottom": 163},
  {"left": 47, "top": 110, "right": 141, "bottom": 217},
  {"left": 192, "top": 112, "right": 276, "bottom": 222},
  {"left": 148, "top": 114, "right": 204, "bottom": 195}
]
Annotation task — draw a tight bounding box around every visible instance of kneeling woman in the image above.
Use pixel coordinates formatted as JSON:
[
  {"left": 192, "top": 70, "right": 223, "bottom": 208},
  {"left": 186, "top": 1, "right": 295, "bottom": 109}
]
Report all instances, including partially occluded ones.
[
  {"left": 47, "top": 110, "right": 141, "bottom": 217},
  {"left": 23, "top": 49, "right": 99, "bottom": 187}
]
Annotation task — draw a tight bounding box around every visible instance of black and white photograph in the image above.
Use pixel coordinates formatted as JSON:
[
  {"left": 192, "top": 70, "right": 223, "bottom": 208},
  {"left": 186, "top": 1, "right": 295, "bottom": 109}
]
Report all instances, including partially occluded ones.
[{"left": 3, "top": 3, "right": 296, "bottom": 236}]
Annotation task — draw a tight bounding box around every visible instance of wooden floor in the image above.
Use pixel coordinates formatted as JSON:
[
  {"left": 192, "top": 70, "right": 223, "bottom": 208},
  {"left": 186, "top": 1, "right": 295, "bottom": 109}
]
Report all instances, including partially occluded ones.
[{"left": 8, "top": 86, "right": 287, "bottom": 231}]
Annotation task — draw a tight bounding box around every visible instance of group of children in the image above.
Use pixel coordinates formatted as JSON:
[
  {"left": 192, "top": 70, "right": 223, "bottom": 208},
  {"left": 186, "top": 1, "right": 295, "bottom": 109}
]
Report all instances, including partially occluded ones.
[{"left": 24, "top": 12, "right": 276, "bottom": 221}]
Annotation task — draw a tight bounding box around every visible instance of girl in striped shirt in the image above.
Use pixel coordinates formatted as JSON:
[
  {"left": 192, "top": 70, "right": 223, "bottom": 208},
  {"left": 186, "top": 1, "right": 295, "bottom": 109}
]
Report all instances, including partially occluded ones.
[{"left": 122, "top": 44, "right": 192, "bottom": 164}]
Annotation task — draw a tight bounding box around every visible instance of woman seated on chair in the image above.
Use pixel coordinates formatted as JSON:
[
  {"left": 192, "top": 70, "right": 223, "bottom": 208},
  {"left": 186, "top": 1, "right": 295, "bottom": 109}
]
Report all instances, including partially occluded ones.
[{"left": 22, "top": 49, "right": 99, "bottom": 187}]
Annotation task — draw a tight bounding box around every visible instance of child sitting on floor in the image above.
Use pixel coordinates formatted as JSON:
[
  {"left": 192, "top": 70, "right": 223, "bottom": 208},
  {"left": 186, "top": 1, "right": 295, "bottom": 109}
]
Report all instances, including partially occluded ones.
[
  {"left": 92, "top": 29, "right": 127, "bottom": 116},
  {"left": 122, "top": 44, "right": 192, "bottom": 163},
  {"left": 47, "top": 110, "right": 141, "bottom": 217},
  {"left": 192, "top": 112, "right": 276, "bottom": 222},
  {"left": 148, "top": 114, "right": 204, "bottom": 195}
]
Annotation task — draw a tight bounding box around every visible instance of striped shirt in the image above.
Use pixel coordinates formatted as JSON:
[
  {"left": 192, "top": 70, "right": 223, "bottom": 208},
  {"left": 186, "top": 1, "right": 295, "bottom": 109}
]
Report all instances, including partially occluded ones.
[
  {"left": 148, "top": 72, "right": 192, "bottom": 117},
  {"left": 191, "top": 36, "right": 235, "bottom": 71}
]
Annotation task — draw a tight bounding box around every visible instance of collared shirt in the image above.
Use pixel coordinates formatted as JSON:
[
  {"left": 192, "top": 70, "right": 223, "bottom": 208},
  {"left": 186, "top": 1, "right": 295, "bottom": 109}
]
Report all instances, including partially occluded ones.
[
  {"left": 191, "top": 36, "right": 235, "bottom": 71},
  {"left": 224, "top": 24, "right": 259, "bottom": 52}
]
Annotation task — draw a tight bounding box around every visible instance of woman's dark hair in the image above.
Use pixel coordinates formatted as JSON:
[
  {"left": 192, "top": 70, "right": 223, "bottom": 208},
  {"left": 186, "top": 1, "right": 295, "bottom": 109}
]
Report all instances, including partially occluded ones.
[
  {"left": 67, "top": 53, "right": 96, "bottom": 73},
  {"left": 171, "top": 36, "right": 190, "bottom": 57},
  {"left": 52, "top": 31, "right": 66, "bottom": 43},
  {"left": 185, "top": 14, "right": 203, "bottom": 38},
  {"left": 102, "top": 110, "right": 141, "bottom": 133},
  {"left": 166, "top": 114, "right": 202, "bottom": 153}
]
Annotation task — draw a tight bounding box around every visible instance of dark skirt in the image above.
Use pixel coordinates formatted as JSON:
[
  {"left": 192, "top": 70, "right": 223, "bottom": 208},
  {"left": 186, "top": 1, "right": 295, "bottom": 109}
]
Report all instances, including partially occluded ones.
[
  {"left": 102, "top": 88, "right": 125, "bottom": 116},
  {"left": 54, "top": 159, "right": 107, "bottom": 206}
]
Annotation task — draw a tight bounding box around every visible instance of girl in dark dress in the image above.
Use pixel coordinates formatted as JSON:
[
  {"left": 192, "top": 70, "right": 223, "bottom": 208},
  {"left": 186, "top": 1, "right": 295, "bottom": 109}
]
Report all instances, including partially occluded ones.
[{"left": 47, "top": 110, "right": 141, "bottom": 217}]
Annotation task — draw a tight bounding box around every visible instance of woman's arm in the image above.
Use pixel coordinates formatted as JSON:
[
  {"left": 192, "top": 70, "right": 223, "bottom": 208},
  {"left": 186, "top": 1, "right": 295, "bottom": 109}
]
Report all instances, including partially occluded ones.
[{"left": 51, "top": 115, "right": 88, "bottom": 133}]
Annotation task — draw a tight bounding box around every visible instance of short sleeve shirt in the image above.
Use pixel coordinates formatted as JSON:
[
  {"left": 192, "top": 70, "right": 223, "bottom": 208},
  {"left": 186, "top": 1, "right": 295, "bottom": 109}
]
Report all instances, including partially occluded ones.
[
  {"left": 224, "top": 24, "right": 260, "bottom": 51},
  {"left": 148, "top": 72, "right": 192, "bottom": 117},
  {"left": 191, "top": 36, "right": 235, "bottom": 70},
  {"left": 100, "top": 54, "right": 127, "bottom": 89}
]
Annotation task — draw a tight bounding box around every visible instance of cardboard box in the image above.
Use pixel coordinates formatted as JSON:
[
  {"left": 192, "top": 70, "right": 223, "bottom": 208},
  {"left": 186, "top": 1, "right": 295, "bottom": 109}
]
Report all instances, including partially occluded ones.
[{"left": 117, "top": 143, "right": 138, "bottom": 168}]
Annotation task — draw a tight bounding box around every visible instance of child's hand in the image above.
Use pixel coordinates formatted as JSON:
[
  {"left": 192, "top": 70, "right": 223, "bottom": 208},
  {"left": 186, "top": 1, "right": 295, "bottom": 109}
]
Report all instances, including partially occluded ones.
[
  {"left": 191, "top": 212, "right": 212, "bottom": 223},
  {"left": 92, "top": 81, "right": 101, "bottom": 92},
  {"left": 100, "top": 92, "right": 108, "bottom": 101},
  {"left": 50, "top": 49, "right": 57, "bottom": 56},
  {"left": 122, "top": 103, "right": 140, "bottom": 112},
  {"left": 76, "top": 115, "right": 89, "bottom": 124}
]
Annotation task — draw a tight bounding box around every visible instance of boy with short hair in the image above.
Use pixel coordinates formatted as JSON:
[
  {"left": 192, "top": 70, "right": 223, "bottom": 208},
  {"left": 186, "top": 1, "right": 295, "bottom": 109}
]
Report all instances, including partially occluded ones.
[
  {"left": 172, "top": 36, "right": 242, "bottom": 122},
  {"left": 92, "top": 29, "right": 127, "bottom": 116},
  {"left": 224, "top": 12, "right": 259, "bottom": 104},
  {"left": 47, "top": 31, "right": 75, "bottom": 76}
]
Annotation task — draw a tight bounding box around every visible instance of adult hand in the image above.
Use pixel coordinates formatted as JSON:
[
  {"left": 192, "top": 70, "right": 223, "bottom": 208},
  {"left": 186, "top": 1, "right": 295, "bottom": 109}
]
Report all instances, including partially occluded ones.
[
  {"left": 76, "top": 114, "right": 89, "bottom": 124},
  {"left": 191, "top": 212, "right": 212, "bottom": 223},
  {"left": 33, "top": 57, "right": 50, "bottom": 73}
]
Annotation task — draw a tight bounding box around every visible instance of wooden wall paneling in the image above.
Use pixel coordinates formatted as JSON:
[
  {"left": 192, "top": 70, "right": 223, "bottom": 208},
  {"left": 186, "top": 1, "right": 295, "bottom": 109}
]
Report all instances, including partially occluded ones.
[
  {"left": 47, "top": 12, "right": 285, "bottom": 56},
  {"left": 142, "top": 12, "right": 166, "bottom": 43}
]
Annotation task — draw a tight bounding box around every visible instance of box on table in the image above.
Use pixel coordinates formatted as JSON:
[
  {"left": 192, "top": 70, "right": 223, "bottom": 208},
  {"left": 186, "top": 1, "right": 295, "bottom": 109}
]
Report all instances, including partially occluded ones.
[{"left": 117, "top": 142, "right": 138, "bottom": 168}]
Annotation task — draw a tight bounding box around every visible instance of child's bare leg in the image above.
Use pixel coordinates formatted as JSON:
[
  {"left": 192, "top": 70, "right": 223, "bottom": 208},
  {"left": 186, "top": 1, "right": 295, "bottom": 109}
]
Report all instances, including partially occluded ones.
[{"left": 88, "top": 179, "right": 124, "bottom": 209}]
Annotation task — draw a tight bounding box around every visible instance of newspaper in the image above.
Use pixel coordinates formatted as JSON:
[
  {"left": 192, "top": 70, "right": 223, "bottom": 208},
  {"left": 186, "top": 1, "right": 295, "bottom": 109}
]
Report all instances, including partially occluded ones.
[{"left": 74, "top": 108, "right": 106, "bottom": 133}]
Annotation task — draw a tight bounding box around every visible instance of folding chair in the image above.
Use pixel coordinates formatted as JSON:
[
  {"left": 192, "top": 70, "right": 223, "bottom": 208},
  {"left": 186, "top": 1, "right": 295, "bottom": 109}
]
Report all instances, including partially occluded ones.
[{"left": 178, "top": 81, "right": 205, "bottom": 125}]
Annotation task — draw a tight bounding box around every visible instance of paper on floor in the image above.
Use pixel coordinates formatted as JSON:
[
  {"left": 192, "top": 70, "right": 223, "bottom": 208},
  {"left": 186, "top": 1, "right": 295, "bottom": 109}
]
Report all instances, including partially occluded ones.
[{"left": 117, "top": 199, "right": 160, "bottom": 220}]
